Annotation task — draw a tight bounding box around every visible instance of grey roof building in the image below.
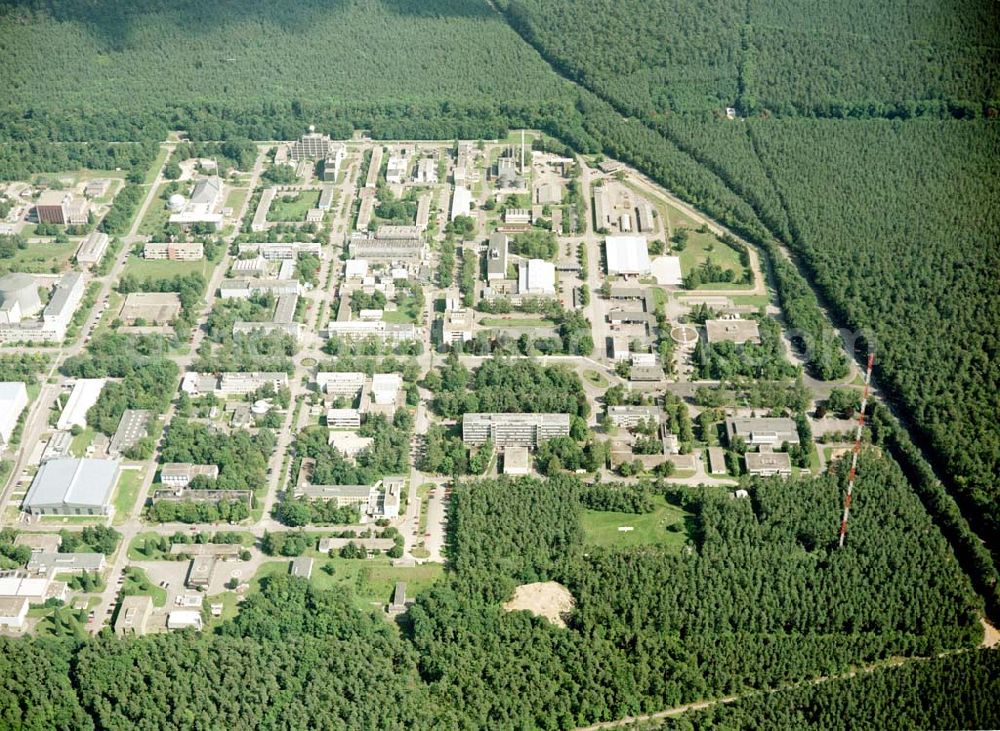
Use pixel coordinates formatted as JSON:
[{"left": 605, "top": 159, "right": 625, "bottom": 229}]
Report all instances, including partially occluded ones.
[
  {"left": 23, "top": 458, "right": 119, "bottom": 515},
  {"left": 27, "top": 551, "right": 106, "bottom": 574},
  {"left": 290, "top": 556, "right": 313, "bottom": 579},
  {"left": 726, "top": 417, "right": 799, "bottom": 447}
]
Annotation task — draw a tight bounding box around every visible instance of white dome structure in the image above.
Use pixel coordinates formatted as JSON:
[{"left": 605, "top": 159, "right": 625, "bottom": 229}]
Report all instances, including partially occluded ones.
[
  {"left": 251, "top": 399, "right": 271, "bottom": 415},
  {"left": 167, "top": 194, "right": 186, "bottom": 212},
  {"left": 0, "top": 273, "right": 41, "bottom": 323}
]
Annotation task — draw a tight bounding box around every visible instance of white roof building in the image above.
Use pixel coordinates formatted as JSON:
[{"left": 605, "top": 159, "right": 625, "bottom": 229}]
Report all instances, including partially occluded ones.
[
  {"left": 371, "top": 374, "right": 402, "bottom": 405},
  {"left": 57, "top": 378, "right": 106, "bottom": 431},
  {"left": 518, "top": 259, "right": 556, "bottom": 297},
  {"left": 345, "top": 259, "right": 369, "bottom": 279},
  {"left": 0, "top": 382, "right": 27, "bottom": 445},
  {"left": 23, "top": 458, "right": 120, "bottom": 516},
  {"left": 167, "top": 610, "right": 203, "bottom": 631},
  {"left": 450, "top": 185, "right": 472, "bottom": 220},
  {"left": 606, "top": 235, "right": 651, "bottom": 276}
]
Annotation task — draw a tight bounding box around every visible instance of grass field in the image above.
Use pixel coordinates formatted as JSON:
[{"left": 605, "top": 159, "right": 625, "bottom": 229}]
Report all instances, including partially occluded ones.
[
  {"left": 137, "top": 184, "right": 171, "bottom": 236},
  {"left": 145, "top": 145, "right": 171, "bottom": 186},
  {"left": 580, "top": 494, "right": 691, "bottom": 551},
  {"left": 252, "top": 557, "right": 444, "bottom": 613},
  {"left": 112, "top": 469, "right": 143, "bottom": 526},
  {"left": 124, "top": 255, "right": 216, "bottom": 281},
  {"left": 268, "top": 190, "right": 320, "bottom": 222},
  {"left": 224, "top": 188, "right": 249, "bottom": 216},
  {"left": 583, "top": 370, "right": 608, "bottom": 387},
  {"left": 69, "top": 427, "right": 96, "bottom": 458},
  {"left": 0, "top": 241, "right": 77, "bottom": 275},
  {"left": 122, "top": 566, "right": 167, "bottom": 607},
  {"left": 676, "top": 231, "right": 751, "bottom": 289}
]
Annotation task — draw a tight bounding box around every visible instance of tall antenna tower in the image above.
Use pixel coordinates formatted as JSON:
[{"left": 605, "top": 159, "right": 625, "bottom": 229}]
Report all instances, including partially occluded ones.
[
  {"left": 520, "top": 129, "right": 525, "bottom": 173},
  {"left": 839, "top": 352, "right": 875, "bottom": 548}
]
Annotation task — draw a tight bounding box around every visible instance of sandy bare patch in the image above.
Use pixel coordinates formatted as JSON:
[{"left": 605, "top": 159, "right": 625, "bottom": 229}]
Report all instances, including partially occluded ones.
[
  {"left": 982, "top": 617, "right": 1000, "bottom": 648},
  {"left": 503, "top": 581, "right": 575, "bottom": 628}
]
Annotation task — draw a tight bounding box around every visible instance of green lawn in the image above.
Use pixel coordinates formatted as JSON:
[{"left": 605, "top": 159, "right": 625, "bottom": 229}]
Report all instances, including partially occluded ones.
[
  {"left": 730, "top": 294, "right": 771, "bottom": 308},
  {"left": 252, "top": 558, "right": 444, "bottom": 613},
  {"left": 112, "top": 469, "right": 143, "bottom": 525},
  {"left": 225, "top": 187, "right": 248, "bottom": 210},
  {"left": 677, "top": 231, "right": 744, "bottom": 275},
  {"left": 144, "top": 145, "right": 172, "bottom": 185},
  {"left": 580, "top": 494, "right": 691, "bottom": 552},
  {"left": 122, "top": 566, "right": 167, "bottom": 607},
  {"left": 69, "top": 428, "right": 96, "bottom": 458},
  {"left": 137, "top": 183, "right": 172, "bottom": 236},
  {"left": 0, "top": 241, "right": 77, "bottom": 275},
  {"left": 583, "top": 370, "right": 608, "bottom": 387},
  {"left": 268, "top": 189, "right": 320, "bottom": 222},
  {"left": 124, "top": 255, "right": 215, "bottom": 281}
]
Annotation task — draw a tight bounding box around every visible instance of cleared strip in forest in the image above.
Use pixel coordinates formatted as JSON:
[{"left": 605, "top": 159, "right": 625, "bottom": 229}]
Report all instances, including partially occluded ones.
[{"left": 574, "top": 648, "right": 980, "bottom": 731}]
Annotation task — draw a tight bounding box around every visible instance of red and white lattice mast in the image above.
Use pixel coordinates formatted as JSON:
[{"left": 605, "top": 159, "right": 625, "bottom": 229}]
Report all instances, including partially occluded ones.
[{"left": 839, "top": 352, "right": 875, "bottom": 548}]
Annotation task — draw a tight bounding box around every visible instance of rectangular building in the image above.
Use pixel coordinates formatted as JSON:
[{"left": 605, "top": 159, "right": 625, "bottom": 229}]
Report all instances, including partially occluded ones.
[
  {"left": 451, "top": 185, "right": 472, "bottom": 220},
  {"left": 745, "top": 451, "right": 793, "bottom": 477},
  {"left": 23, "top": 458, "right": 119, "bottom": 516},
  {"left": 143, "top": 242, "right": 204, "bottom": 261},
  {"left": 109, "top": 409, "right": 152, "bottom": 456},
  {"left": 115, "top": 595, "right": 153, "bottom": 636},
  {"left": 57, "top": 378, "right": 105, "bottom": 431},
  {"left": 237, "top": 242, "right": 322, "bottom": 260},
  {"left": 316, "top": 371, "right": 366, "bottom": 396},
  {"left": 0, "top": 382, "right": 27, "bottom": 445},
  {"left": 161, "top": 463, "right": 219, "bottom": 490},
  {"left": 462, "top": 412, "right": 571, "bottom": 448},
  {"left": 606, "top": 235, "right": 651, "bottom": 276},
  {"left": 347, "top": 233, "right": 424, "bottom": 261},
  {"left": 326, "top": 408, "right": 361, "bottom": 429},
  {"left": 707, "top": 446, "right": 728, "bottom": 475},
  {"left": 27, "top": 551, "right": 106, "bottom": 574},
  {"left": 218, "top": 372, "right": 289, "bottom": 395},
  {"left": 486, "top": 232, "right": 509, "bottom": 281},
  {"left": 76, "top": 231, "right": 110, "bottom": 267},
  {"left": 705, "top": 319, "right": 761, "bottom": 345},
  {"left": 726, "top": 417, "right": 799, "bottom": 447},
  {"left": 607, "top": 405, "right": 662, "bottom": 429},
  {"left": 325, "top": 320, "right": 417, "bottom": 343},
  {"left": 119, "top": 292, "right": 182, "bottom": 325}
]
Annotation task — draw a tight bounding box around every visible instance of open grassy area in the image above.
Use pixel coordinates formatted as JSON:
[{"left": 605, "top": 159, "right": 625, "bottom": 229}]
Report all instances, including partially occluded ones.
[
  {"left": 123, "top": 254, "right": 215, "bottom": 281},
  {"left": 267, "top": 189, "right": 320, "bottom": 222},
  {"left": 144, "top": 145, "right": 171, "bottom": 186},
  {"left": 0, "top": 240, "right": 77, "bottom": 275},
  {"left": 69, "top": 428, "right": 96, "bottom": 458},
  {"left": 677, "top": 231, "right": 744, "bottom": 276},
  {"left": 580, "top": 494, "right": 691, "bottom": 552},
  {"left": 137, "top": 183, "right": 172, "bottom": 236},
  {"left": 252, "top": 557, "right": 444, "bottom": 613},
  {"left": 583, "top": 370, "right": 608, "bottom": 387},
  {"left": 112, "top": 469, "right": 144, "bottom": 526},
  {"left": 122, "top": 566, "right": 167, "bottom": 607}
]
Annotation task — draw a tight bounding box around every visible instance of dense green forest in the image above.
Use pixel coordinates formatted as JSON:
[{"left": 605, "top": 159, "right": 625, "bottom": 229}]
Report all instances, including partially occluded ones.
[
  {"left": 651, "top": 650, "right": 1000, "bottom": 730},
  {"left": 0, "top": 459, "right": 993, "bottom": 728}
]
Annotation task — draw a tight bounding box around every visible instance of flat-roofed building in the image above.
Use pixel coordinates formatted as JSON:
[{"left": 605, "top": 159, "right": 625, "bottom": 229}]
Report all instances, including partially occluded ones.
[
  {"left": 442, "top": 308, "right": 473, "bottom": 344},
  {"left": 296, "top": 483, "right": 371, "bottom": 508},
  {"left": 321, "top": 144, "right": 347, "bottom": 179},
  {"left": 13, "top": 533, "right": 61, "bottom": 553},
  {"left": 635, "top": 202, "right": 656, "bottom": 233},
  {"left": 535, "top": 183, "right": 563, "bottom": 205},
  {"left": 27, "top": 551, "right": 105, "bottom": 574},
  {"left": 371, "top": 374, "right": 402, "bottom": 405},
  {"left": 115, "top": 595, "right": 153, "bottom": 636},
  {"left": 503, "top": 446, "right": 531, "bottom": 475},
  {"left": 57, "top": 378, "right": 106, "bottom": 431},
  {"left": 486, "top": 232, "right": 509, "bottom": 280},
  {"left": 169, "top": 177, "right": 223, "bottom": 230},
  {"left": 726, "top": 417, "right": 799, "bottom": 447},
  {"left": 290, "top": 556, "right": 313, "bottom": 579},
  {"left": 218, "top": 372, "right": 288, "bottom": 395},
  {"left": 462, "top": 412, "right": 571, "bottom": 447},
  {"left": 143, "top": 242, "right": 204, "bottom": 261},
  {"left": 385, "top": 154, "right": 408, "bottom": 184},
  {"left": 109, "top": 409, "right": 152, "bottom": 456},
  {"left": 35, "top": 190, "right": 88, "bottom": 225},
  {"left": 348, "top": 233, "right": 424, "bottom": 261},
  {"left": 0, "top": 596, "right": 29, "bottom": 629},
  {"left": 119, "top": 292, "right": 182, "bottom": 324},
  {"left": 167, "top": 609, "right": 203, "bottom": 631},
  {"left": 381, "top": 476, "right": 403, "bottom": 518},
  {"left": 705, "top": 319, "right": 761, "bottom": 345},
  {"left": 344, "top": 259, "right": 369, "bottom": 280},
  {"left": 611, "top": 336, "right": 630, "bottom": 363},
  {"left": 414, "top": 157, "right": 438, "bottom": 184},
  {"left": 316, "top": 371, "right": 365, "bottom": 396},
  {"left": 291, "top": 130, "right": 339, "bottom": 161},
  {"left": 23, "top": 458, "right": 119, "bottom": 515},
  {"left": 0, "top": 382, "right": 27, "bottom": 445},
  {"left": 388, "top": 582, "right": 407, "bottom": 614},
  {"left": 630, "top": 365, "right": 665, "bottom": 383},
  {"left": 325, "top": 320, "right": 417, "bottom": 343},
  {"left": 503, "top": 208, "right": 531, "bottom": 226},
  {"left": 606, "top": 235, "right": 651, "bottom": 276},
  {"left": 186, "top": 556, "right": 216, "bottom": 589},
  {"left": 251, "top": 187, "right": 276, "bottom": 232},
  {"left": 326, "top": 408, "right": 361, "bottom": 429},
  {"left": 161, "top": 463, "right": 219, "bottom": 490},
  {"left": 745, "top": 451, "right": 793, "bottom": 477},
  {"left": 219, "top": 278, "right": 299, "bottom": 299},
  {"left": 327, "top": 431, "right": 374, "bottom": 458},
  {"left": 84, "top": 178, "right": 112, "bottom": 198},
  {"left": 607, "top": 405, "right": 662, "bottom": 429},
  {"left": 451, "top": 185, "right": 472, "bottom": 220},
  {"left": 237, "top": 242, "right": 322, "bottom": 260},
  {"left": 76, "top": 231, "right": 110, "bottom": 267},
  {"left": 518, "top": 259, "right": 556, "bottom": 296},
  {"left": 593, "top": 189, "right": 612, "bottom": 230},
  {"left": 707, "top": 446, "right": 728, "bottom": 475}
]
